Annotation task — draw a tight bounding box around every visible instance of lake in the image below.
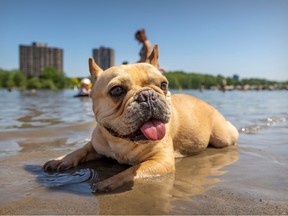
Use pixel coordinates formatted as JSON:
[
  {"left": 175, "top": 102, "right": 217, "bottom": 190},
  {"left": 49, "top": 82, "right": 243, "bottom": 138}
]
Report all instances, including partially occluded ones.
[{"left": 0, "top": 89, "right": 287, "bottom": 214}]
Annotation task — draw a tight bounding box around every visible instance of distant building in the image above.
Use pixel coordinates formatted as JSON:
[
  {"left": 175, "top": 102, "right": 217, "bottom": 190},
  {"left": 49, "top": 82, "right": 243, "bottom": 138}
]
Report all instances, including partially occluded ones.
[
  {"left": 92, "top": 47, "right": 115, "bottom": 70},
  {"left": 19, "top": 42, "right": 63, "bottom": 76}
]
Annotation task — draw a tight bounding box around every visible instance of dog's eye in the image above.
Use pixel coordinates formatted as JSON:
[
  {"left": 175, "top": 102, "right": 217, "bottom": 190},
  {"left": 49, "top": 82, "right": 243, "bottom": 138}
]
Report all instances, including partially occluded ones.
[
  {"left": 110, "top": 86, "right": 126, "bottom": 97},
  {"left": 160, "top": 82, "right": 168, "bottom": 92}
]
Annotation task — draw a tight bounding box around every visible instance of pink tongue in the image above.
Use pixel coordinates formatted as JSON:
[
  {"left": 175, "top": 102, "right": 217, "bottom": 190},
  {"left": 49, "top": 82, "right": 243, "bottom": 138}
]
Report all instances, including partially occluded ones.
[{"left": 140, "top": 119, "right": 166, "bottom": 141}]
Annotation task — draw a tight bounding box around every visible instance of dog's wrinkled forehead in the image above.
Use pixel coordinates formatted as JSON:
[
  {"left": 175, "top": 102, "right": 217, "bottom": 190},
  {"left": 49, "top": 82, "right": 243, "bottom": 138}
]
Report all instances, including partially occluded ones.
[
  {"left": 94, "top": 63, "right": 165, "bottom": 92},
  {"left": 108, "top": 63, "right": 161, "bottom": 82}
]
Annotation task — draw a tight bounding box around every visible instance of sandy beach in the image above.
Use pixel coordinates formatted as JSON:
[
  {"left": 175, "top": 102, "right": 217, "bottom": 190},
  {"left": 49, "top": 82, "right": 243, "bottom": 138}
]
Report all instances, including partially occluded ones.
[{"left": 0, "top": 90, "right": 287, "bottom": 215}]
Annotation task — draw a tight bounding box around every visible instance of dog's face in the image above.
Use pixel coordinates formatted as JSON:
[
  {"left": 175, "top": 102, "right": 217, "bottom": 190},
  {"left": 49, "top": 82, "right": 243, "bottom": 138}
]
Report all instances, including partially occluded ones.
[
  {"left": 89, "top": 45, "right": 171, "bottom": 143},
  {"left": 90, "top": 63, "right": 171, "bottom": 143}
]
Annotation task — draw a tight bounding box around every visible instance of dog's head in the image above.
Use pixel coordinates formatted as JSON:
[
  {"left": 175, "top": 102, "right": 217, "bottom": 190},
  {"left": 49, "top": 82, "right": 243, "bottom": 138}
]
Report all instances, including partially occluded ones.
[{"left": 89, "top": 45, "right": 171, "bottom": 143}]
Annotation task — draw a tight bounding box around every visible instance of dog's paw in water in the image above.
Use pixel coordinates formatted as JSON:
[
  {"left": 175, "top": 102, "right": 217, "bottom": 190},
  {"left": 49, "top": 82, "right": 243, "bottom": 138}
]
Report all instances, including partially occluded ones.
[
  {"left": 91, "top": 177, "right": 122, "bottom": 192},
  {"left": 43, "top": 158, "right": 73, "bottom": 171}
]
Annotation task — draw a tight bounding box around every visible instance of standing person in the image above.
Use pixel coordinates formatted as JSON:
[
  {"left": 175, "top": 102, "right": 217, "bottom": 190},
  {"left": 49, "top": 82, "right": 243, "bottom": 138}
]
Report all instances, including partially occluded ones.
[{"left": 135, "top": 28, "right": 152, "bottom": 63}]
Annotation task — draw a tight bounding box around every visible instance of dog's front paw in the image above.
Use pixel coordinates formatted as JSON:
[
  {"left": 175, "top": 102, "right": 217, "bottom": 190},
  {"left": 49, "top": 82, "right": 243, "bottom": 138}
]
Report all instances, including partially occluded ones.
[
  {"left": 91, "top": 178, "right": 121, "bottom": 192},
  {"left": 43, "top": 157, "right": 73, "bottom": 171}
]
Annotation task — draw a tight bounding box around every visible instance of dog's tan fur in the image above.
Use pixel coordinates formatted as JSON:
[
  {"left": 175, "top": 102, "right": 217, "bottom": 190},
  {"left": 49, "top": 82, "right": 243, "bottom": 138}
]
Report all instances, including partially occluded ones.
[{"left": 44, "top": 45, "right": 239, "bottom": 192}]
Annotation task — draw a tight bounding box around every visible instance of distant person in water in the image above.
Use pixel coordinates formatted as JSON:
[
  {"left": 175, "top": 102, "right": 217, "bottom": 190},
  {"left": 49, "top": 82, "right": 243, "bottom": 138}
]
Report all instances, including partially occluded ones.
[
  {"left": 220, "top": 79, "right": 227, "bottom": 92},
  {"left": 76, "top": 78, "right": 92, "bottom": 97},
  {"left": 135, "top": 28, "right": 152, "bottom": 63}
]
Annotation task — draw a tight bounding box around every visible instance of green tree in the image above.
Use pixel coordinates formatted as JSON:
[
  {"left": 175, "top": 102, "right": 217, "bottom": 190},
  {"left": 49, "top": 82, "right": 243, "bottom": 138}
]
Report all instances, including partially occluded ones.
[
  {"left": 40, "top": 67, "right": 66, "bottom": 89},
  {"left": 27, "top": 77, "right": 41, "bottom": 89},
  {"left": 41, "top": 79, "right": 57, "bottom": 89},
  {"left": 13, "top": 71, "right": 26, "bottom": 88},
  {"left": 0, "top": 70, "right": 11, "bottom": 88},
  {"left": 69, "top": 77, "right": 80, "bottom": 87}
]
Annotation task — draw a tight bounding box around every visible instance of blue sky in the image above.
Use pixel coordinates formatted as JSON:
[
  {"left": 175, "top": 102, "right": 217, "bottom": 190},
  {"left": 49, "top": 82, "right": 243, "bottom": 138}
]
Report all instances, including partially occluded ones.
[{"left": 0, "top": 0, "right": 287, "bottom": 81}]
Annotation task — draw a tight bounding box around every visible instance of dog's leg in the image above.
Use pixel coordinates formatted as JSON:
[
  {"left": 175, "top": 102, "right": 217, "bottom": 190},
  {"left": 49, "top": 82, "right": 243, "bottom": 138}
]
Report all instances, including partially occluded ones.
[
  {"left": 91, "top": 157, "right": 175, "bottom": 192},
  {"left": 209, "top": 112, "right": 239, "bottom": 147},
  {"left": 43, "top": 141, "right": 103, "bottom": 171}
]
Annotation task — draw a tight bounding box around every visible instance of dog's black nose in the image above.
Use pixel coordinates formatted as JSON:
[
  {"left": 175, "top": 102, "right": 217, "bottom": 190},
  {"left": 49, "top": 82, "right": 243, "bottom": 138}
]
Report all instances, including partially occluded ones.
[{"left": 135, "top": 90, "right": 157, "bottom": 103}]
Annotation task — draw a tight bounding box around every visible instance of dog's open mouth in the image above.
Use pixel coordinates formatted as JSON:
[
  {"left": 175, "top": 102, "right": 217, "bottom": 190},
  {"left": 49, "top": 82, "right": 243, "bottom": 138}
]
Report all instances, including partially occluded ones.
[{"left": 105, "top": 118, "right": 166, "bottom": 142}]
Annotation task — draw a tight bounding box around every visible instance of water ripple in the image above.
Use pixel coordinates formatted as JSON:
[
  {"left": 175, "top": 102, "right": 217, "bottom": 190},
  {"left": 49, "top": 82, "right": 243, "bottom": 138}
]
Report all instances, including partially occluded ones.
[
  {"left": 38, "top": 169, "right": 99, "bottom": 187},
  {"left": 24, "top": 165, "right": 99, "bottom": 188},
  {"left": 239, "top": 115, "right": 288, "bottom": 135}
]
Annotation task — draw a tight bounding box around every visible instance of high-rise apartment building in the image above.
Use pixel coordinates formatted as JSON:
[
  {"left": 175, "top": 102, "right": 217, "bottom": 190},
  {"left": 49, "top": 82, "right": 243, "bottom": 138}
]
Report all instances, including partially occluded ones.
[
  {"left": 92, "top": 47, "right": 115, "bottom": 70},
  {"left": 19, "top": 42, "right": 63, "bottom": 76}
]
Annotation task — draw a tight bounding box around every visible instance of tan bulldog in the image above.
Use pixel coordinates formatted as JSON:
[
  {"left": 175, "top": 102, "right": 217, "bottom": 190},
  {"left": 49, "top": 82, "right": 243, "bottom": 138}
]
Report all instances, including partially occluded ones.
[{"left": 43, "top": 45, "right": 239, "bottom": 192}]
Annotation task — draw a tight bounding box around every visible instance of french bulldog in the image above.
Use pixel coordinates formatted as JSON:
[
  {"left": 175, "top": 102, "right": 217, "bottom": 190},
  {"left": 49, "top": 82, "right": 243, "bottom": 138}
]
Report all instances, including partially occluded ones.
[{"left": 43, "top": 45, "right": 239, "bottom": 192}]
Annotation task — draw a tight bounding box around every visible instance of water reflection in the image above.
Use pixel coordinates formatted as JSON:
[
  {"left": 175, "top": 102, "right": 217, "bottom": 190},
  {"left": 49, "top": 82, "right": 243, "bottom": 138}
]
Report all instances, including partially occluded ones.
[
  {"left": 25, "top": 146, "right": 238, "bottom": 214},
  {"left": 96, "top": 146, "right": 239, "bottom": 214},
  {"left": 173, "top": 147, "right": 238, "bottom": 197}
]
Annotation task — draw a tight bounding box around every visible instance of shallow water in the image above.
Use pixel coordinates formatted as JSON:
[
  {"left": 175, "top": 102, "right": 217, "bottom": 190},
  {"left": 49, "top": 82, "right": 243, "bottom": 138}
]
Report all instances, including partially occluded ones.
[{"left": 0, "top": 89, "right": 287, "bottom": 214}]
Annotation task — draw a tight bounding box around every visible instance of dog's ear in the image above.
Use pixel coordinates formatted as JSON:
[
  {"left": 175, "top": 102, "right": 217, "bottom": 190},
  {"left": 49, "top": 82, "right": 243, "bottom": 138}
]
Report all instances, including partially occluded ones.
[
  {"left": 149, "top": 44, "right": 159, "bottom": 68},
  {"left": 89, "top": 58, "right": 103, "bottom": 83}
]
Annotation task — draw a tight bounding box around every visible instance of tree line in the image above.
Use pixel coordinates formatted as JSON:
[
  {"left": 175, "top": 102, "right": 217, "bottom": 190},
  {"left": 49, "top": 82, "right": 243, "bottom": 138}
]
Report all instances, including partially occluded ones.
[
  {"left": 0, "top": 68, "right": 80, "bottom": 90},
  {"left": 164, "top": 71, "right": 288, "bottom": 89},
  {"left": 0, "top": 68, "right": 287, "bottom": 90}
]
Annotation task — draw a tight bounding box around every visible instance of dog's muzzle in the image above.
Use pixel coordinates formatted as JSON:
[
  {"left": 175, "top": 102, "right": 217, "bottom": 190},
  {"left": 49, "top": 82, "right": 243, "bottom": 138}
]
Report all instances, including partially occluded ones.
[{"left": 105, "top": 89, "right": 171, "bottom": 142}]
